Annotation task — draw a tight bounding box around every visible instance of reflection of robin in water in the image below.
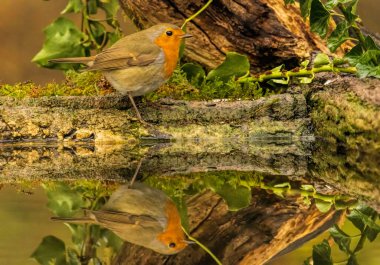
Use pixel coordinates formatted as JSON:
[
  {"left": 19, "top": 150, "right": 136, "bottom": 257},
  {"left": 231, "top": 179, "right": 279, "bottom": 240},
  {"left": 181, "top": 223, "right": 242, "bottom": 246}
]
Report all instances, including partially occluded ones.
[{"left": 52, "top": 182, "right": 189, "bottom": 255}]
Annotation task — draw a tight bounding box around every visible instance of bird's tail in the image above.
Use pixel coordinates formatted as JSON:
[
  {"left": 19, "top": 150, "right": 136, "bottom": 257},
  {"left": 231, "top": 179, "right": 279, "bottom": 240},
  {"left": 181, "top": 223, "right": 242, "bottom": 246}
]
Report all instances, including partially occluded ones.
[
  {"left": 51, "top": 210, "right": 96, "bottom": 224},
  {"left": 49, "top": 56, "right": 95, "bottom": 66}
]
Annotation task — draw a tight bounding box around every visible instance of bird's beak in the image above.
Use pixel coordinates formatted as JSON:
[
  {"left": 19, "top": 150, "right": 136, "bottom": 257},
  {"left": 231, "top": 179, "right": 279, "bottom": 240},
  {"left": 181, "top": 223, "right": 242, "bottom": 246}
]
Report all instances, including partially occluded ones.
[
  {"left": 180, "top": 33, "right": 193, "bottom": 39},
  {"left": 184, "top": 240, "right": 196, "bottom": 245}
]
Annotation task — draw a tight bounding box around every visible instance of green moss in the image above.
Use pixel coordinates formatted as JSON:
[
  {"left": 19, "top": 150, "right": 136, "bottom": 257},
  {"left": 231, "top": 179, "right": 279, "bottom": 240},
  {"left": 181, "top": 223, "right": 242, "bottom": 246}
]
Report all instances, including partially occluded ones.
[
  {"left": 1, "top": 67, "right": 279, "bottom": 100},
  {"left": 311, "top": 91, "right": 380, "bottom": 151},
  {"left": 0, "top": 71, "right": 114, "bottom": 98},
  {"left": 145, "top": 68, "right": 270, "bottom": 101}
]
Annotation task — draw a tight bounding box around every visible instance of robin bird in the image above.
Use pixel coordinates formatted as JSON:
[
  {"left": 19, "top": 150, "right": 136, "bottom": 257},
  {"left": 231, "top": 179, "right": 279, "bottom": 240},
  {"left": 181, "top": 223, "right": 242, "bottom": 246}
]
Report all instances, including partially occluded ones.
[
  {"left": 50, "top": 23, "right": 192, "bottom": 123},
  {"left": 52, "top": 182, "right": 190, "bottom": 255}
]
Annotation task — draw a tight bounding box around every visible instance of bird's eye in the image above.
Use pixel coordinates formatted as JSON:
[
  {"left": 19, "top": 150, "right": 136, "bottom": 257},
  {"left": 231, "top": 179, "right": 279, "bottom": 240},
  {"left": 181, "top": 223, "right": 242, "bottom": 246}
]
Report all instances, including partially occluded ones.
[
  {"left": 166, "top": 31, "right": 173, "bottom": 36},
  {"left": 169, "top": 242, "right": 176, "bottom": 248}
]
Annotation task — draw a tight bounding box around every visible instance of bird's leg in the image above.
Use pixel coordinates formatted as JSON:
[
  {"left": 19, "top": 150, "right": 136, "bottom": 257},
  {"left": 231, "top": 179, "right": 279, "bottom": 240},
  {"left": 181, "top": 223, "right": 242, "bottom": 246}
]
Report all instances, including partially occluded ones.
[
  {"left": 128, "top": 93, "right": 145, "bottom": 123},
  {"left": 129, "top": 158, "right": 143, "bottom": 188}
]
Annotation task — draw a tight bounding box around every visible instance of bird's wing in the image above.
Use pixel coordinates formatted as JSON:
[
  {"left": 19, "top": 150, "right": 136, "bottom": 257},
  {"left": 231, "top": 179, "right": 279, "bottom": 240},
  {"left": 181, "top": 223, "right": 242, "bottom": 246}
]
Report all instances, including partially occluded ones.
[
  {"left": 87, "top": 39, "right": 163, "bottom": 71},
  {"left": 91, "top": 209, "right": 157, "bottom": 225}
]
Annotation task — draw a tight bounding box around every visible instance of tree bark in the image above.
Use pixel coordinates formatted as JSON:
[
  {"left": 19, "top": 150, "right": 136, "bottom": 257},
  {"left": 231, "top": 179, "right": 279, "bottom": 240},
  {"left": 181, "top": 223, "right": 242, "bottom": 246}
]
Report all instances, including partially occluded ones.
[{"left": 119, "top": 0, "right": 344, "bottom": 71}]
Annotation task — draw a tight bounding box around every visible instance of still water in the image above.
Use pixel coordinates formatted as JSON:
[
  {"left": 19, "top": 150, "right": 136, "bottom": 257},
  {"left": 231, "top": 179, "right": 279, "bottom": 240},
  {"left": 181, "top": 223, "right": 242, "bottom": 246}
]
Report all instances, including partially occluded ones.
[{"left": 0, "top": 139, "right": 379, "bottom": 265}]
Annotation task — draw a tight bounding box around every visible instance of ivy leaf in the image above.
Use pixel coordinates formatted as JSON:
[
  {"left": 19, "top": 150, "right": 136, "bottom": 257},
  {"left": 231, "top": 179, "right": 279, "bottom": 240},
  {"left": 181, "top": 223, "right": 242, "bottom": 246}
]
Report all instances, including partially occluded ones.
[
  {"left": 356, "top": 63, "right": 380, "bottom": 78},
  {"left": 327, "top": 21, "right": 350, "bottom": 52},
  {"left": 345, "top": 42, "right": 365, "bottom": 65},
  {"left": 31, "top": 236, "right": 67, "bottom": 265},
  {"left": 32, "top": 17, "right": 85, "bottom": 70},
  {"left": 347, "top": 255, "right": 359, "bottom": 265},
  {"left": 312, "top": 239, "right": 333, "bottom": 265},
  {"left": 181, "top": 63, "right": 206, "bottom": 85},
  {"left": 329, "top": 225, "right": 351, "bottom": 253},
  {"left": 300, "top": 184, "right": 316, "bottom": 192},
  {"left": 271, "top": 64, "right": 285, "bottom": 73},
  {"left": 300, "top": 60, "right": 310, "bottom": 69},
  {"left": 346, "top": 36, "right": 380, "bottom": 78},
  {"left": 310, "top": 0, "right": 331, "bottom": 38},
  {"left": 61, "top": 0, "right": 83, "bottom": 14},
  {"left": 314, "top": 53, "right": 331, "bottom": 67},
  {"left": 43, "top": 182, "right": 85, "bottom": 217},
  {"left": 341, "top": 0, "right": 359, "bottom": 24},
  {"left": 216, "top": 184, "right": 251, "bottom": 211},
  {"left": 315, "top": 199, "right": 332, "bottom": 213},
  {"left": 207, "top": 52, "right": 250, "bottom": 82},
  {"left": 99, "top": 0, "right": 120, "bottom": 19},
  {"left": 300, "top": 0, "right": 313, "bottom": 18},
  {"left": 347, "top": 205, "right": 379, "bottom": 232},
  {"left": 89, "top": 20, "right": 107, "bottom": 45},
  {"left": 88, "top": 0, "right": 98, "bottom": 14}
]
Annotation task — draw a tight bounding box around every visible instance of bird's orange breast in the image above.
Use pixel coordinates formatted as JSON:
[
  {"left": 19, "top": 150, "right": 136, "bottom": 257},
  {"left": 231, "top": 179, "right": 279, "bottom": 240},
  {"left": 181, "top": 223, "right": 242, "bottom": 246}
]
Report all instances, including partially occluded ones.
[{"left": 154, "top": 33, "right": 182, "bottom": 78}]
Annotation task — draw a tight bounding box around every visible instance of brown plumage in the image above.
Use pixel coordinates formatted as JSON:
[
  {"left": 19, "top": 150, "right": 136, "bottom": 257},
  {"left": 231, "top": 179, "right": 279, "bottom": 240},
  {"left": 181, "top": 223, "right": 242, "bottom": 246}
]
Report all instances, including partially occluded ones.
[{"left": 50, "top": 23, "right": 192, "bottom": 122}]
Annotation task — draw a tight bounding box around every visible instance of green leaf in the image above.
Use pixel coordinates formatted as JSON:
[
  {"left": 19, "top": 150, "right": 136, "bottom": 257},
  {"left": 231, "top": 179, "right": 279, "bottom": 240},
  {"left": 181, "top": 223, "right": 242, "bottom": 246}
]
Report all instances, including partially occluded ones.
[
  {"left": 365, "top": 227, "right": 379, "bottom": 242},
  {"left": 333, "top": 57, "right": 349, "bottom": 66},
  {"left": 325, "top": 0, "right": 339, "bottom": 9},
  {"left": 329, "top": 225, "right": 351, "bottom": 253},
  {"left": 299, "top": 77, "right": 314, "bottom": 83},
  {"left": 43, "top": 182, "right": 85, "bottom": 217},
  {"left": 181, "top": 63, "right": 206, "bottom": 85},
  {"left": 300, "top": 184, "right": 316, "bottom": 192},
  {"left": 341, "top": 0, "right": 358, "bottom": 24},
  {"left": 32, "top": 17, "right": 85, "bottom": 70},
  {"left": 269, "top": 79, "right": 289, "bottom": 85},
  {"left": 88, "top": 0, "right": 98, "bottom": 14},
  {"left": 271, "top": 64, "right": 285, "bottom": 73},
  {"left": 89, "top": 20, "right": 107, "bottom": 45},
  {"left": 345, "top": 43, "right": 365, "bottom": 64},
  {"left": 61, "top": 0, "right": 83, "bottom": 14},
  {"left": 216, "top": 184, "right": 251, "bottom": 211},
  {"left": 364, "top": 35, "right": 379, "bottom": 50},
  {"left": 312, "top": 239, "right": 333, "bottom": 265},
  {"left": 315, "top": 199, "right": 332, "bottom": 213},
  {"left": 300, "top": 60, "right": 310, "bottom": 69},
  {"left": 207, "top": 52, "right": 250, "bottom": 82},
  {"left": 310, "top": 0, "right": 331, "bottom": 38},
  {"left": 347, "top": 255, "right": 359, "bottom": 265},
  {"left": 356, "top": 63, "right": 380, "bottom": 78},
  {"left": 66, "top": 248, "right": 81, "bottom": 265},
  {"left": 31, "top": 236, "right": 67, "bottom": 265},
  {"left": 300, "top": 0, "right": 313, "bottom": 18},
  {"left": 99, "top": 0, "right": 120, "bottom": 19},
  {"left": 314, "top": 53, "right": 331, "bottom": 67},
  {"left": 100, "top": 228, "right": 123, "bottom": 250},
  {"left": 274, "top": 182, "right": 291, "bottom": 189},
  {"left": 347, "top": 205, "right": 380, "bottom": 232},
  {"left": 327, "top": 21, "right": 350, "bottom": 52},
  {"left": 107, "top": 31, "right": 122, "bottom": 45}
]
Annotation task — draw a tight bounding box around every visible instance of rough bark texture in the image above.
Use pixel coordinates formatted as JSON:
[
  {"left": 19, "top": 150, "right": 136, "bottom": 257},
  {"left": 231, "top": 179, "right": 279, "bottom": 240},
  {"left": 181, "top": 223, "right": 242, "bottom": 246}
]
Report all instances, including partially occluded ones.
[
  {"left": 113, "top": 189, "right": 343, "bottom": 265},
  {"left": 119, "top": 0, "right": 339, "bottom": 71},
  {"left": 0, "top": 140, "right": 310, "bottom": 182},
  {"left": 0, "top": 93, "right": 311, "bottom": 143}
]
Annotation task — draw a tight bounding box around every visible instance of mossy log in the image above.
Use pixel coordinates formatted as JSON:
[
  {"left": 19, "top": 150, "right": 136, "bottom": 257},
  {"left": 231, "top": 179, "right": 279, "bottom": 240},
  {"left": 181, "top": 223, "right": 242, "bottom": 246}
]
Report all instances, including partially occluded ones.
[
  {"left": 0, "top": 93, "right": 310, "bottom": 143},
  {"left": 119, "top": 0, "right": 344, "bottom": 71},
  {"left": 113, "top": 189, "right": 344, "bottom": 265},
  {"left": 0, "top": 140, "right": 310, "bottom": 182}
]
